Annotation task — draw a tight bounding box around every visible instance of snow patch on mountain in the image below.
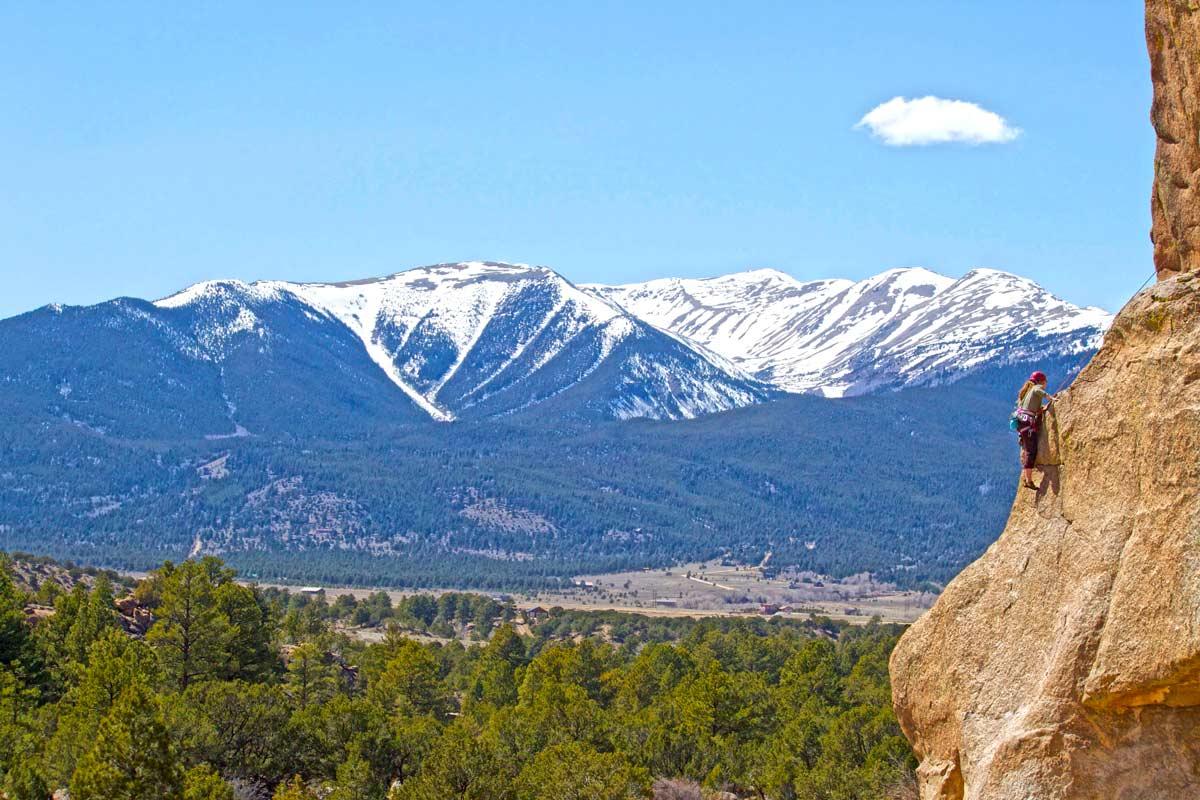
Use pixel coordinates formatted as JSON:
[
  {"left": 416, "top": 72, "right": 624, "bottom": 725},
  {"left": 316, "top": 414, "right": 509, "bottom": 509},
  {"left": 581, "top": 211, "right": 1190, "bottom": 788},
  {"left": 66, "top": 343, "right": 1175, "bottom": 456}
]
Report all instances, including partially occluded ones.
[
  {"left": 590, "top": 266, "right": 1111, "bottom": 396},
  {"left": 280, "top": 262, "right": 642, "bottom": 417},
  {"left": 154, "top": 262, "right": 765, "bottom": 421},
  {"left": 156, "top": 279, "right": 286, "bottom": 310}
]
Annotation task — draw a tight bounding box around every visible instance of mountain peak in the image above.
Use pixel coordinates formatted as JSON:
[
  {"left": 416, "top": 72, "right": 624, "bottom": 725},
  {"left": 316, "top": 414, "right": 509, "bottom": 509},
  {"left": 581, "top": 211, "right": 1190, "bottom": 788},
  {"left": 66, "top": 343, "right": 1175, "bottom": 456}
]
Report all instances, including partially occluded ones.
[
  {"left": 594, "top": 265, "right": 1110, "bottom": 395},
  {"left": 868, "top": 266, "right": 954, "bottom": 286},
  {"left": 710, "top": 267, "right": 803, "bottom": 285},
  {"left": 145, "top": 261, "right": 769, "bottom": 423}
]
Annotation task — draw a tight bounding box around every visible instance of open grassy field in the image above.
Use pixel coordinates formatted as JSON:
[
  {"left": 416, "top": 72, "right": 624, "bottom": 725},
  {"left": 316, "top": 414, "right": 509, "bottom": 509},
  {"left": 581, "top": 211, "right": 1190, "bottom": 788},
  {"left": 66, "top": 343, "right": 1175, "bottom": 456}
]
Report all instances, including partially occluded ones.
[
  {"left": 549, "top": 560, "right": 933, "bottom": 624},
  {"left": 260, "top": 559, "right": 935, "bottom": 626}
]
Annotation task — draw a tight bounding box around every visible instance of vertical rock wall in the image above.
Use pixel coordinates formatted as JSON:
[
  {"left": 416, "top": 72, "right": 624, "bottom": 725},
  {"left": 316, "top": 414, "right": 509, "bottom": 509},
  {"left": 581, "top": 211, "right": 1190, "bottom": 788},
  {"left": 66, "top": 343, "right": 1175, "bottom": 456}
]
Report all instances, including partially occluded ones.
[
  {"left": 889, "top": 3, "right": 1200, "bottom": 797},
  {"left": 1148, "top": 0, "right": 1200, "bottom": 278}
]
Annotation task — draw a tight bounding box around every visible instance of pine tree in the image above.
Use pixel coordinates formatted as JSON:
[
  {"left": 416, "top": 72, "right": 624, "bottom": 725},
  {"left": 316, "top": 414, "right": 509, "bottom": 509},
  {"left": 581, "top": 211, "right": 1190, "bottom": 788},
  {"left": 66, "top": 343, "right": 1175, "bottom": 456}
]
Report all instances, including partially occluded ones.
[
  {"left": 214, "top": 582, "right": 275, "bottom": 681},
  {"left": 69, "top": 683, "right": 183, "bottom": 800},
  {"left": 514, "top": 742, "right": 649, "bottom": 800},
  {"left": 1, "top": 738, "right": 49, "bottom": 800},
  {"left": 62, "top": 575, "right": 119, "bottom": 672},
  {"left": 0, "top": 561, "right": 39, "bottom": 688},
  {"left": 369, "top": 640, "right": 447, "bottom": 719},
  {"left": 147, "top": 560, "right": 232, "bottom": 690},
  {"left": 285, "top": 642, "right": 337, "bottom": 707},
  {"left": 329, "top": 746, "right": 380, "bottom": 800}
]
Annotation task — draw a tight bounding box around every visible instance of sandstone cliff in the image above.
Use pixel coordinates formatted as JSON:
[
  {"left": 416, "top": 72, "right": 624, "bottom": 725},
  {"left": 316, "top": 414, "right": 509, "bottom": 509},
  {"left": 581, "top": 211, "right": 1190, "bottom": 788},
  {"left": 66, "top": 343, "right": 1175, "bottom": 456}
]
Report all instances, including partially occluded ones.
[{"left": 890, "top": 3, "right": 1200, "bottom": 797}]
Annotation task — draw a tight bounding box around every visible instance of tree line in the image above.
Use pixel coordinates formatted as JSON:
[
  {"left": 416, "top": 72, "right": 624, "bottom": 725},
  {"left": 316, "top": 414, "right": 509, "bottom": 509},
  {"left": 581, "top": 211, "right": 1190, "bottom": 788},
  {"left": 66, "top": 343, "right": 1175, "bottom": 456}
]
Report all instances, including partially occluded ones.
[{"left": 0, "top": 554, "right": 915, "bottom": 799}]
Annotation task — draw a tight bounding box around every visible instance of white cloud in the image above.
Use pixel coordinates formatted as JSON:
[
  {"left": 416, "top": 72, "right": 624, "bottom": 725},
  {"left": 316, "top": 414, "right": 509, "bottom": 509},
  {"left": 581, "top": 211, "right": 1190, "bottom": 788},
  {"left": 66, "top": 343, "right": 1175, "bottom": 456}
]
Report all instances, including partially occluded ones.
[{"left": 855, "top": 96, "right": 1021, "bottom": 146}]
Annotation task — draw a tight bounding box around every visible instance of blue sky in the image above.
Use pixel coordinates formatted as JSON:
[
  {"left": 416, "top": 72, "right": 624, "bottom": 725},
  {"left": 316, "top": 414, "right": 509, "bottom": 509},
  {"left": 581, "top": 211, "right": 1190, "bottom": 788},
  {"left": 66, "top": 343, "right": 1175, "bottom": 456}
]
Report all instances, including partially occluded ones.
[{"left": 0, "top": 2, "right": 1151, "bottom": 319}]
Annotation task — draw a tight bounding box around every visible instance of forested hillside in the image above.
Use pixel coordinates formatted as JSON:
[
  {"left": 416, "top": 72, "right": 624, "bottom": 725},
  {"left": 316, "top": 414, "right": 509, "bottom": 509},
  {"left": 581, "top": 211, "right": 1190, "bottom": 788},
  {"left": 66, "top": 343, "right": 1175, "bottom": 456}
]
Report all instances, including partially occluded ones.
[
  {"left": 0, "top": 554, "right": 913, "bottom": 799},
  {"left": 0, "top": 356, "right": 1089, "bottom": 590},
  {"left": 0, "top": 358, "right": 1089, "bottom": 589}
]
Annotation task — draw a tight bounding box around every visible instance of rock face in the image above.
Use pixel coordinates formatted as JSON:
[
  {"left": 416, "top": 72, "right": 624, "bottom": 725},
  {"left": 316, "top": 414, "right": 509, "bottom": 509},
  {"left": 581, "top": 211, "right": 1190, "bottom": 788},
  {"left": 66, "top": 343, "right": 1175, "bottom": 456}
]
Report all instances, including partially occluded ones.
[
  {"left": 1148, "top": 0, "right": 1200, "bottom": 278},
  {"left": 890, "top": 3, "right": 1200, "bottom": 797},
  {"left": 891, "top": 274, "right": 1200, "bottom": 798}
]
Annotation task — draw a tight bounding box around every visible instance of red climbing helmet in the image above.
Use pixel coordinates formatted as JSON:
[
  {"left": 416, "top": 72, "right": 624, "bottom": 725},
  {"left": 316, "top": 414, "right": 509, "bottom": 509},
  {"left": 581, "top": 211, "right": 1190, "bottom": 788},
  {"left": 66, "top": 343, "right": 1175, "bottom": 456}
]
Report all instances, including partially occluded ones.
[{"left": 1029, "top": 370, "right": 1047, "bottom": 384}]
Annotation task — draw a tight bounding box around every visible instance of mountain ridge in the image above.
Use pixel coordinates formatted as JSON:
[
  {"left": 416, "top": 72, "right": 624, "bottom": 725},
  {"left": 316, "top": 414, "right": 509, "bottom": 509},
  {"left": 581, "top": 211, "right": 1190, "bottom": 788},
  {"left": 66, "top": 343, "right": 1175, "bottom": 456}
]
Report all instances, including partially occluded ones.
[
  {"left": 2, "top": 262, "right": 774, "bottom": 433},
  {"left": 4, "top": 261, "right": 1109, "bottom": 432},
  {"left": 0, "top": 261, "right": 1102, "bottom": 588},
  {"left": 590, "top": 265, "right": 1110, "bottom": 396}
]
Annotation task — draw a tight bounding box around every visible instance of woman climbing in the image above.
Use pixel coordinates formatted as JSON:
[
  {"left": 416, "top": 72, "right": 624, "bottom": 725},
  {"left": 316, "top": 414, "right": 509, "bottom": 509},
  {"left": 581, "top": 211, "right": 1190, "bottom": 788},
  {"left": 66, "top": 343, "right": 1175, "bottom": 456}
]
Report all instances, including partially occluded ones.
[{"left": 1015, "top": 370, "right": 1054, "bottom": 489}]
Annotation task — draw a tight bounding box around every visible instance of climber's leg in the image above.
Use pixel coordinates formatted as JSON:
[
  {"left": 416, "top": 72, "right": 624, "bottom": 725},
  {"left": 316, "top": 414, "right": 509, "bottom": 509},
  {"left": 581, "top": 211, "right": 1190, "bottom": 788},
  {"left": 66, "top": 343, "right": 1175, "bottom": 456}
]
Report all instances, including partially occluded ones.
[{"left": 1019, "top": 424, "right": 1039, "bottom": 488}]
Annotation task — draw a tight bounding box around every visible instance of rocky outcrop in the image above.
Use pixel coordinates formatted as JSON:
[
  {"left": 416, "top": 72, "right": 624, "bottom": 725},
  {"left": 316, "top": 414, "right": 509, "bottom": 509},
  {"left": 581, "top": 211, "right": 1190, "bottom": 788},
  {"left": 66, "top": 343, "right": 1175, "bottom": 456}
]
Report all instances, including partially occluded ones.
[
  {"left": 891, "top": 271, "right": 1200, "bottom": 799},
  {"left": 890, "top": 4, "right": 1200, "bottom": 795},
  {"left": 1148, "top": 0, "right": 1200, "bottom": 278}
]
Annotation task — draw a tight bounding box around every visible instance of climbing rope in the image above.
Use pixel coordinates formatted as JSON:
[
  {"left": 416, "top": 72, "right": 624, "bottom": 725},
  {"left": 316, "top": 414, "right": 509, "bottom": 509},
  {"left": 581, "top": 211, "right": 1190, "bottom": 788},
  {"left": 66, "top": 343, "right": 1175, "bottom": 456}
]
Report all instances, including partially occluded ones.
[
  {"left": 1134, "top": 270, "right": 1157, "bottom": 295},
  {"left": 1071, "top": 269, "right": 1168, "bottom": 386}
]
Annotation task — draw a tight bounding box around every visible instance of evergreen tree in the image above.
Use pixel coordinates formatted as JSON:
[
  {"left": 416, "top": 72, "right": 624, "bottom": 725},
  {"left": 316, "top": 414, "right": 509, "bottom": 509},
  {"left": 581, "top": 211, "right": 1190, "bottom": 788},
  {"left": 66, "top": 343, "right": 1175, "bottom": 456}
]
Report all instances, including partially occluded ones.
[
  {"left": 0, "top": 562, "right": 39, "bottom": 690},
  {"left": 1, "top": 740, "right": 49, "bottom": 800},
  {"left": 45, "top": 630, "right": 160, "bottom": 785},
  {"left": 182, "top": 764, "right": 236, "bottom": 800},
  {"left": 69, "top": 683, "right": 183, "bottom": 800},
  {"left": 62, "top": 575, "right": 119, "bottom": 673},
  {"left": 147, "top": 560, "right": 232, "bottom": 690},
  {"left": 0, "top": 554, "right": 916, "bottom": 798},
  {"left": 214, "top": 582, "right": 276, "bottom": 681},
  {"left": 514, "top": 742, "right": 649, "bottom": 800},
  {"left": 394, "top": 723, "right": 513, "bottom": 800},
  {"left": 369, "top": 640, "right": 448, "bottom": 719},
  {"left": 171, "top": 680, "right": 293, "bottom": 786},
  {"left": 285, "top": 642, "right": 338, "bottom": 708},
  {"left": 329, "top": 746, "right": 381, "bottom": 800}
]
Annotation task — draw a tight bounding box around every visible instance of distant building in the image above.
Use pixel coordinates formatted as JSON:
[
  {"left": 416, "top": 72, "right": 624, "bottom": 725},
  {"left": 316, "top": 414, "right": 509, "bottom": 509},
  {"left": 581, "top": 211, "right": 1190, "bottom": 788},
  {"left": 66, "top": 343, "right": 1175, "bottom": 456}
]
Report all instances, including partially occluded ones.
[{"left": 759, "top": 603, "right": 779, "bottom": 615}]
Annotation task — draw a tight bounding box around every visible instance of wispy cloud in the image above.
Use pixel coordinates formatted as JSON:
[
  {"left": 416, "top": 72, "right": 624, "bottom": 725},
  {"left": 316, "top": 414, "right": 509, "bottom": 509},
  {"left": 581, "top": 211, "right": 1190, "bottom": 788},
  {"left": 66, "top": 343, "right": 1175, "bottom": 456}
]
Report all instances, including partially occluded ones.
[{"left": 855, "top": 96, "right": 1021, "bottom": 146}]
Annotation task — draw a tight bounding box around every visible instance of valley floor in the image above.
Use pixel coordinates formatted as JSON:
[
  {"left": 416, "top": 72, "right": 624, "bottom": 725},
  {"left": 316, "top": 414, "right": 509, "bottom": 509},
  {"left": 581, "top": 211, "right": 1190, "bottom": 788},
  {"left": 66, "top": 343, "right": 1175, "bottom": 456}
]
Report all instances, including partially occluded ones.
[{"left": 255, "top": 559, "right": 935, "bottom": 629}]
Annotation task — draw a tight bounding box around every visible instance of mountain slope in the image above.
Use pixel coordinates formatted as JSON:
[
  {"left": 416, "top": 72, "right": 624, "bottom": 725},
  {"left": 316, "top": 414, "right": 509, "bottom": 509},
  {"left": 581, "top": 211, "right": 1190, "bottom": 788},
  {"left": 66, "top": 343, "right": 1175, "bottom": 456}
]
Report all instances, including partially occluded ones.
[
  {"left": 2, "top": 261, "right": 1108, "bottom": 436},
  {"left": 0, "top": 371, "right": 1029, "bottom": 589},
  {"left": 590, "top": 267, "right": 1111, "bottom": 396},
  {"left": 155, "top": 280, "right": 432, "bottom": 434},
  {"left": 0, "top": 299, "right": 230, "bottom": 439},
  {"left": 262, "top": 262, "right": 770, "bottom": 421},
  {"left": 0, "top": 263, "right": 771, "bottom": 440},
  {"left": 0, "top": 288, "right": 434, "bottom": 441}
]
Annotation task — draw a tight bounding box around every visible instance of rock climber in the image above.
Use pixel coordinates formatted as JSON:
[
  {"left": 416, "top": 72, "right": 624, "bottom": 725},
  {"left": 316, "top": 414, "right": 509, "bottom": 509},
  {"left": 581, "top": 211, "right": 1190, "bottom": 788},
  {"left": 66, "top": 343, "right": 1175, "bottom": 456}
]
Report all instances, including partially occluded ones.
[{"left": 1015, "top": 370, "right": 1054, "bottom": 489}]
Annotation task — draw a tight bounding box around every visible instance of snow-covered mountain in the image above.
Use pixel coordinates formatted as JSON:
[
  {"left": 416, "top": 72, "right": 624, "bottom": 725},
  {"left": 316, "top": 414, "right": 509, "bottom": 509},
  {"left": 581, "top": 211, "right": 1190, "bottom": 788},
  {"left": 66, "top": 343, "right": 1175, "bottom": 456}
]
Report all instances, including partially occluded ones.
[
  {"left": 149, "top": 261, "right": 771, "bottom": 423},
  {"left": 2, "top": 261, "right": 1111, "bottom": 438},
  {"left": 589, "top": 267, "right": 1112, "bottom": 396}
]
